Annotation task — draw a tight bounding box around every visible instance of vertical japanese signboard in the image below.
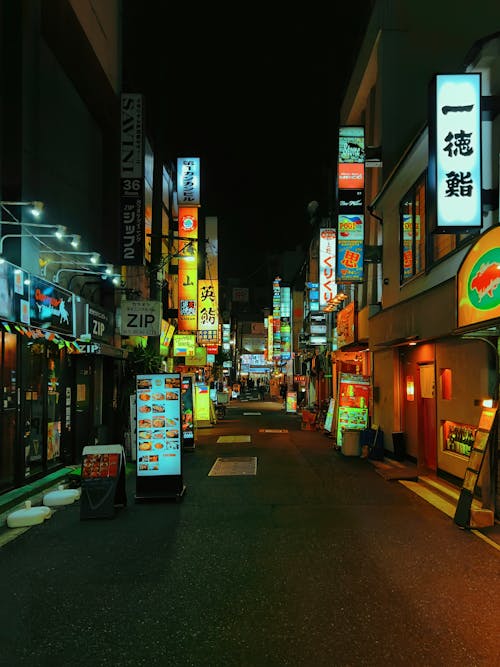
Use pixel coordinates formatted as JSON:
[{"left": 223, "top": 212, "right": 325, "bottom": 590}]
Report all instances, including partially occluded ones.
[
  {"left": 120, "top": 93, "right": 145, "bottom": 265},
  {"left": 178, "top": 207, "right": 198, "bottom": 332},
  {"left": 319, "top": 229, "right": 337, "bottom": 310},
  {"left": 135, "top": 373, "right": 185, "bottom": 500},
  {"left": 198, "top": 279, "right": 219, "bottom": 343},
  {"left": 177, "top": 158, "right": 200, "bottom": 206},
  {"left": 428, "top": 73, "right": 482, "bottom": 232}
]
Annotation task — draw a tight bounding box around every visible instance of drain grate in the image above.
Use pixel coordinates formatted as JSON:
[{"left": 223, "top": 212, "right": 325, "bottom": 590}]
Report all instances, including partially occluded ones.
[
  {"left": 216, "top": 435, "right": 251, "bottom": 444},
  {"left": 208, "top": 457, "right": 257, "bottom": 477}
]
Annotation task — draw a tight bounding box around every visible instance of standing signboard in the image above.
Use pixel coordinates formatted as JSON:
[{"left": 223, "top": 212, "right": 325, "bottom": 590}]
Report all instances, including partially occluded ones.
[
  {"left": 80, "top": 445, "right": 127, "bottom": 519},
  {"left": 454, "top": 406, "right": 496, "bottom": 528},
  {"left": 135, "top": 373, "right": 185, "bottom": 501},
  {"left": 286, "top": 391, "right": 297, "bottom": 413}
]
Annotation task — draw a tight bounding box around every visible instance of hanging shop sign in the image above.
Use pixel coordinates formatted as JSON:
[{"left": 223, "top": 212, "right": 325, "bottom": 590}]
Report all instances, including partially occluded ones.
[
  {"left": 120, "top": 93, "right": 145, "bottom": 265},
  {"left": 29, "top": 276, "right": 75, "bottom": 336},
  {"left": 319, "top": 228, "right": 337, "bottom": 310},
  {"left": 135, "top": 373, "right": 185, "bottom": 500},
  {"left": 120, "top": 300, "right": 162, "bottom": 336},
  {"left": 457, "top": 225, "right": 500, "bottom": 328},
  {"left": 428, "top": 73, "right": 482, "bottom": 233},
  {"left": 337, "top": 215, "right": 364, "bottom": 283},
  {"left": 185, "top": 346, "right": 207, "bottom": 366},
  {"left": 85, "top": 304, "right": 114, "bottom": 343}
]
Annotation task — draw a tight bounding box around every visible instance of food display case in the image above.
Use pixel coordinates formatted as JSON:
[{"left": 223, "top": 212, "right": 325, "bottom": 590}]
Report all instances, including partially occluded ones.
[{"left": 442, "top": 420, "right": 476, "bottom": 457}]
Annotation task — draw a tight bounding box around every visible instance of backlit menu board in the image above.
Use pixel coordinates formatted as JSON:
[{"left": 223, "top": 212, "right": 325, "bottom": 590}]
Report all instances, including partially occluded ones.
[{"left": 136, "top": 373, "right": 182, "bottom": 476}]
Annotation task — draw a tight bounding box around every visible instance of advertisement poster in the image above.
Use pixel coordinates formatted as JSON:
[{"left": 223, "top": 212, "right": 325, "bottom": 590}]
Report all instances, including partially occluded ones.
[
  {"left": 194, "top": 383, "right": 211, "bottom": 423},
  {"left": 324, "top": 398, "right": 335, "bottom": 433},
  {"left": 136, "top": 373, "right": 182, "bottom": 477},
  {"left": 181, "top": 374, "right": 195, "bottom": 448}
]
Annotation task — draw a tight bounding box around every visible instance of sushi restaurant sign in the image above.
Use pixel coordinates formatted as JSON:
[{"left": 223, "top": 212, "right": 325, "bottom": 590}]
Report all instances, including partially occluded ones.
[{"left": 457, "top": 226, "right": 500, "bottom": 328}]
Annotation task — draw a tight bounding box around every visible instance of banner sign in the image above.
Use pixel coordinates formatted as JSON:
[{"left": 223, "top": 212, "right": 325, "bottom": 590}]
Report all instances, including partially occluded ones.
[
  {"left": 319, "top": 228, "right": 337, "bottom": 310},
  {"left": 178, "top": 207, "right": 198, "bottom": 331},
  {"left": 337, "top": 215, "right": 364, "bottom": 282},
  {"left": 337, "top": 302, "right": 355, "bottom": 347},
  {"left": 428, "top": 73, "right": 482, "bottom": 232},
  {"left": 86, "top": 304, "right": 114, "bottom": 343},
  {"left": 120, "top": 93, "right": 145, "bottom": 265}
]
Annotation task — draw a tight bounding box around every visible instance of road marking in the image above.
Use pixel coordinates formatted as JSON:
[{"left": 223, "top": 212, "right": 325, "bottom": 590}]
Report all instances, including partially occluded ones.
[{"left": 216, "top": 435, "right": 251, "bottom": 443}]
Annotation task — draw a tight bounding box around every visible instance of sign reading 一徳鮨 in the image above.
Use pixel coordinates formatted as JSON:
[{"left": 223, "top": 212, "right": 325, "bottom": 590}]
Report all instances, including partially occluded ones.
[
  {"left": 458, "top": 226, "right": 500, "bottom": 328},
  {"left": 429, "top": 73, "right": 482, "bottom": 232}
]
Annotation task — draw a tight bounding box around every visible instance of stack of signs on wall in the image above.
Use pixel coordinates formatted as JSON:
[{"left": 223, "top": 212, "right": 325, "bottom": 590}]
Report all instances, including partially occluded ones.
[
  {"left": 337, "top": 127, "right": 365, "bottom": 284},
  {"left": 135, "top": 373, "right": 185, "bottom": 500}
]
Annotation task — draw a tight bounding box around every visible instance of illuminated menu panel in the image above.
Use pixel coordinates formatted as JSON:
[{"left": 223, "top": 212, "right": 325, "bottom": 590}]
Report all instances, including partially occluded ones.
[{"left": 136, "top": 373, "right": 182, "bottom": 476}]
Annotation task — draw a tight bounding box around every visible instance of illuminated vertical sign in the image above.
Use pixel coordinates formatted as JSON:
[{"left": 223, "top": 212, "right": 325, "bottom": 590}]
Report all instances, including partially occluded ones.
[
  {"left": 177, "top": 158, "right": 200, "bottom": 206},
  {"left": 267, "top": 315, "right": 273, "bottom": 360},
  {"left": 280, "top": 286, "right": 291, "bottom": 360},
  {"left": 337, "top": 215, "right": 364, "bottom": 282},
  {"left": 337, "top": 127, "right": 365, "bottom": 284},
  {"left": 120, "top": 93, "right": 144, "bottom": 265},
  {"left": 272, "top": 277, "right": 281, "bottom": 361},
  {"left": 428, "top": 73, "right": 482, "bottom": 232},
  {"left": 178, "top": 207, "right": 198, "bottom": 332},
  {"left": 198, "top": 279, "right": 219, "bottom": 340},
  {"left": 319, "top": 229, "right": 337, "bottom": 310}
]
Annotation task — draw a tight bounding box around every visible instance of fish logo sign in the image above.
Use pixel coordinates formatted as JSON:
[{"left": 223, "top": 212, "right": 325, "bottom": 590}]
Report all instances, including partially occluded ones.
[{"left": 468, "top": 250, "right": 500, "bottom": 310}]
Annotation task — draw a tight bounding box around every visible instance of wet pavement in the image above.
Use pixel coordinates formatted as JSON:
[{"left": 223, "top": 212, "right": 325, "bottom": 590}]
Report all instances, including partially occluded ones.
[{"left": 0, "top": 398, "right": 499, "bottom": 666}]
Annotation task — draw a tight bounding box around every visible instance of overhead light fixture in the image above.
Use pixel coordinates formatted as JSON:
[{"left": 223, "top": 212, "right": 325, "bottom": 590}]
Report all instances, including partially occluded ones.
[
  {"left": 70, "top": 234, "right": 81, "bottom": 248},
  {"left": 0, "top": 232, "right": 68, "bottom": 254}
]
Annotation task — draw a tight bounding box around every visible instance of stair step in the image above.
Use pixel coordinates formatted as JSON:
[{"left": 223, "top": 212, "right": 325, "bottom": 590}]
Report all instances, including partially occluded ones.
[{"left": 399, "top": 480, "right": 457, "bottom": 518}]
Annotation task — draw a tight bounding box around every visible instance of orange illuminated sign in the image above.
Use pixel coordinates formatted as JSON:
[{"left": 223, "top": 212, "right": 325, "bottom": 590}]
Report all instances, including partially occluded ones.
[{"left": 338, "top": 163, "right": 365, "bottom": 189}]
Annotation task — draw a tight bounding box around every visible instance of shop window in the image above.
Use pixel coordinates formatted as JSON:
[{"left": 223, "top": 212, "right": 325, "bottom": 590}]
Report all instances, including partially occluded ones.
[
  {"left": 400, "top": 174, "right": 426, "bottom": 283},
  {"left": 431, "top": 229, "right": 478, "bottom": 263},
  {"left": 440, "top": 368, "right": 452, "bottom": 400}
]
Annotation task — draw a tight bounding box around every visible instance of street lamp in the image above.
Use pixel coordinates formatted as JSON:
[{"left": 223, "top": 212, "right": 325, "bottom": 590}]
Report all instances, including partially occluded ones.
[
  {"left": 0, "top": 228, "right": 68, "bottom": 255},
  {"left": 0, "top": 200, "right": 44, "bottom": 219},
  {"left": 54, "top": 267, "right": 121, "bottom": 286}
]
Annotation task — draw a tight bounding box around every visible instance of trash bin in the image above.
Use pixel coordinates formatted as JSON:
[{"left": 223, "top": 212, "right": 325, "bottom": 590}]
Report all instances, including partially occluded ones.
[
  {"left": 392, "top": 432, "right": 406, "bottom": 461},
  {"left": 342, "top": 429, "right": 361, "bottom": 456}
]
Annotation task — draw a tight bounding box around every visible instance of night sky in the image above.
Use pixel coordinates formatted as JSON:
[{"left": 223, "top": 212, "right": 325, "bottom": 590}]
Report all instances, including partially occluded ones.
[{"left": 123, "top": 2, "right": 373, "bottom": 287}]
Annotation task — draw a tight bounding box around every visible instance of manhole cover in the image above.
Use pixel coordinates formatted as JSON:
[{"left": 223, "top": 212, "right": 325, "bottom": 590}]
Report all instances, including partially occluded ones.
[
  {"left": 258, "top": 429, "right": 288, "bottom": 433},
  {"left": 216, "top": 435, "right": 251, "bottom": 443},
  {"left": 208, "top": 457, "right": 257, "bottom": 477}
]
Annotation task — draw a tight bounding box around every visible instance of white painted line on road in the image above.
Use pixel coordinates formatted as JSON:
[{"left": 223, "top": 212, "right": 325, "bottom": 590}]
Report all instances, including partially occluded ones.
[
  {"left": 216, "top": 435, "right": 251, "bottom": 443},
  {"left": 243, "top": 412, "right": 261, "bottom": 415},
  {"left": 471, "top": 529, "right": 500, "bottom": 552}
]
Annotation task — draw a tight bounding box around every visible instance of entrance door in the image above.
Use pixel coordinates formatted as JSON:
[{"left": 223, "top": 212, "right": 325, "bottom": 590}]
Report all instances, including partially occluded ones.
[{"left": 418, "top": 363, "right": 437, "bottom": 471}]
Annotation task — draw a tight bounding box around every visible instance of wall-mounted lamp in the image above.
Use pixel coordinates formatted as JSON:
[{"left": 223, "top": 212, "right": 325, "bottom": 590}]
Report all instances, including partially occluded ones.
[
  {"left": 0, "top": 229, "right": 67, "bottom": 254},
  {"left": 0, "top": 200, "right": 45, "bottom": 219},
  {"left": 406, "top": 376, "right": 415, "bottom": 401},
  {"left": 54, "top": 267, "right": 121, "bottom": 286}
]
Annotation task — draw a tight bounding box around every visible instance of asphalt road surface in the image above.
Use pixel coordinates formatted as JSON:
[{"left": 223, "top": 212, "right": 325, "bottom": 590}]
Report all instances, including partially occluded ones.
[{"left": 0, "top": 398, "right": 499, "bottom": 667}]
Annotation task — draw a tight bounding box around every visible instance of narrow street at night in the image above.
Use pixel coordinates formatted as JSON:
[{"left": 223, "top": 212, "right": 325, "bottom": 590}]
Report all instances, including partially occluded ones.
[{"left": 0, "top": 400, "right": 499, "bottom": 667}]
